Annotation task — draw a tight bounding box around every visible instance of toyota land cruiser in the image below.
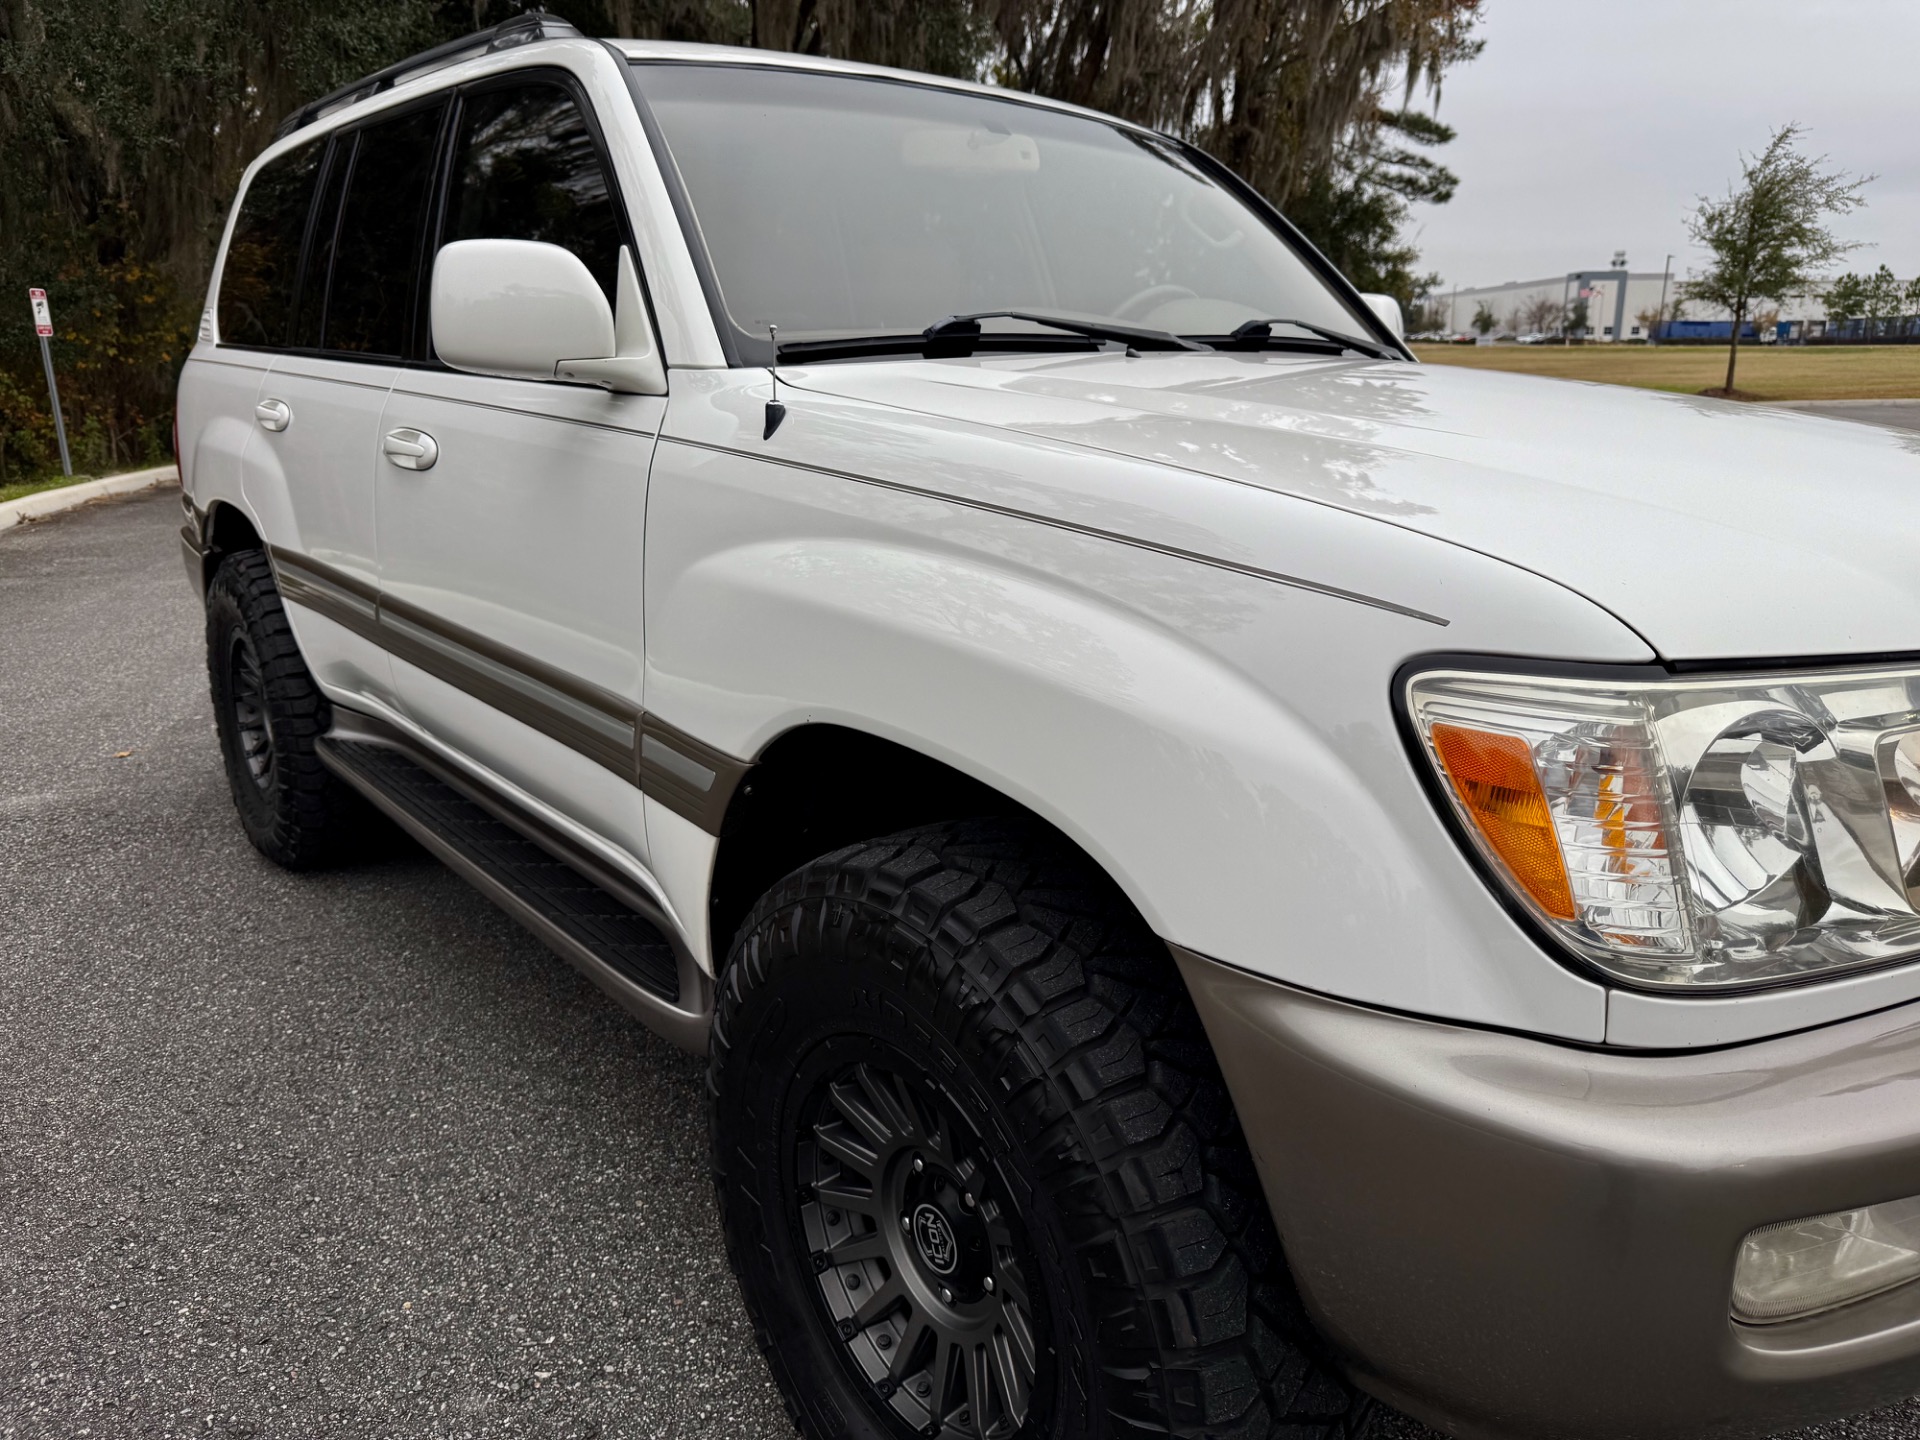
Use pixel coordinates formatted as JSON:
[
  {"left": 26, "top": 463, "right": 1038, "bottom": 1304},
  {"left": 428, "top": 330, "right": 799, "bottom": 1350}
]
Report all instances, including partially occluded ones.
[{"left": 176, "top": 16, "right": 1920, "bottom": 1440}]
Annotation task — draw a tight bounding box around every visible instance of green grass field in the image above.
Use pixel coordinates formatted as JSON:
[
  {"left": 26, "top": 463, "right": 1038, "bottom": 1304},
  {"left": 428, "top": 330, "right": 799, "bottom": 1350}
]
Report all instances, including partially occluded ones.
[
  {"left": 1410, "top": 343, "right": 1920, "bottom": 402},
  {"left": 0, "top": 472, "right": 100, "bottom": 507}
]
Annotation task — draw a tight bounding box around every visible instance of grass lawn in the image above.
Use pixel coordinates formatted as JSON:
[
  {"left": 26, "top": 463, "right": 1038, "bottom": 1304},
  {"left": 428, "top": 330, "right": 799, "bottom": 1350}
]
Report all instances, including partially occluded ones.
[
  {"left": 0, "top": 471, "right": 100, "bottom": 507},
  {"left": 1409, "top": 343, "right": 1920, "bottom": 402}
]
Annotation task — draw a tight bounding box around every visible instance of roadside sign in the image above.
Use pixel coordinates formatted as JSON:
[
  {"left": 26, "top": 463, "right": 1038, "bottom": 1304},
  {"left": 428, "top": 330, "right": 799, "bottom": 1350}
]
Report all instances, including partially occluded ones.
[{"left": 26, "top": 287, "right": 72, "bottom": 476}]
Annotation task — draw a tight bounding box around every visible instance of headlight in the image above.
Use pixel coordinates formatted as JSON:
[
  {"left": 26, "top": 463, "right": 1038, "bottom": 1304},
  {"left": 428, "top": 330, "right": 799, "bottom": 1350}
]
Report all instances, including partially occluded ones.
[{"left": 1407, "top": 664, "right": 1920, "bottom": 989}]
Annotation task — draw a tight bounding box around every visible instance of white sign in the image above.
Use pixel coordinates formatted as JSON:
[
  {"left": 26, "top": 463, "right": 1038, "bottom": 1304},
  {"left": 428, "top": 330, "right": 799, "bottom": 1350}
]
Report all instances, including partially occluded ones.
[{"left": 28, "top": 288, "right": 52, "bottom": 338}]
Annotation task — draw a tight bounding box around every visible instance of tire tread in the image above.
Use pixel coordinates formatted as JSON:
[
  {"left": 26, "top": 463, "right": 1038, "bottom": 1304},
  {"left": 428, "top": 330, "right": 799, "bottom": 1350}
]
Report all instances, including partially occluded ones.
[
  {"left": 206, "top": 549, "right": 368, "bottom": 868},
  {"left": 711, "top": 817, "right": 1367, "bottom": 1440}
]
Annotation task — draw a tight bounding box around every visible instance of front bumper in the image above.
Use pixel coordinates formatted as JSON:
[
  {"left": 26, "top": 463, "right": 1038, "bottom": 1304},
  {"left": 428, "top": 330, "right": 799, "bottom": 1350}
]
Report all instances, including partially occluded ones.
[{"left": 1173, "top": 946, "right": 1920, "bottom": 1440}]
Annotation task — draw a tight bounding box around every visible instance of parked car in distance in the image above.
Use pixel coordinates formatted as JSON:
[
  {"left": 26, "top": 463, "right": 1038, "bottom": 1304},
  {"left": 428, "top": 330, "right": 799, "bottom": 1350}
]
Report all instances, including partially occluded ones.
[
  {"left": 176, "top": 16, "right": 1920, "bottom": 1440},
  {"left": 1516, "top": 331, "right": 1549, "bottom": 344}
]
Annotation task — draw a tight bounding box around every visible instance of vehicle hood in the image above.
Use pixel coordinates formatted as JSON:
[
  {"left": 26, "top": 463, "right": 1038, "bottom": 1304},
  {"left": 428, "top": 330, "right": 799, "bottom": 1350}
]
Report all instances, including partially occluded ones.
[{"left": 786, "top": 352, "right": 1920, "bottom": 661}]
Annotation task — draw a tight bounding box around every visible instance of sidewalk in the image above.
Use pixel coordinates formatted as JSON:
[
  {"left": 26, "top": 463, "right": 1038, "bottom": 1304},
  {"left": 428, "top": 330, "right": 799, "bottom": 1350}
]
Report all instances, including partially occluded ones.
[{"left": 0, "top": 464, "right": 177, "bottom": 534}]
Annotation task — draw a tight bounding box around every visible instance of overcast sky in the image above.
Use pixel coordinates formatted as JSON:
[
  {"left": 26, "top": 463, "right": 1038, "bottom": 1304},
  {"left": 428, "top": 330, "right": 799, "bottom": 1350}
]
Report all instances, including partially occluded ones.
[{"left": 1405, "top": 0, "right": 1920, "bottom": 291}]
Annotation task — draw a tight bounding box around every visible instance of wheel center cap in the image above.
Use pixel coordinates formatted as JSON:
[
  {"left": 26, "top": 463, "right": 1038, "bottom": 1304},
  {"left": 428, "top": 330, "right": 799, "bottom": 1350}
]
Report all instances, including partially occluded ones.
[{"left": 912, "top": 1202, "right": 958, "bottom": 1275}]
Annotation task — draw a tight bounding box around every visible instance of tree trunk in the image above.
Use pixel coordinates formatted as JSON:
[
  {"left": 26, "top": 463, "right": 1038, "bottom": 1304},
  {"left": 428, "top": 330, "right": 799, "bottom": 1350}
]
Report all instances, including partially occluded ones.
[{"left": 1724, "top": 301, "right": 1744, "bottom": 394}]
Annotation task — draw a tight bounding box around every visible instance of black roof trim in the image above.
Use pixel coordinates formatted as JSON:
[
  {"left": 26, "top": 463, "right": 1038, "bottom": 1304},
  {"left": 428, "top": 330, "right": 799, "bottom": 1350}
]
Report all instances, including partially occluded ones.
[{"left": 273, "top": 11, "right": 581, "bottom": 139}]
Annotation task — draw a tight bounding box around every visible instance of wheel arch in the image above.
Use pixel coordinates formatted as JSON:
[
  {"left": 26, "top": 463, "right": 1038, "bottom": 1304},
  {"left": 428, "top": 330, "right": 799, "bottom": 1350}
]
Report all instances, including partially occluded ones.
[
  {"left": 199, "top": 498, "right": 266, "bottom": 594},
  {"left": 708, "top": 721, "right": 1160, "bottom": 973}
]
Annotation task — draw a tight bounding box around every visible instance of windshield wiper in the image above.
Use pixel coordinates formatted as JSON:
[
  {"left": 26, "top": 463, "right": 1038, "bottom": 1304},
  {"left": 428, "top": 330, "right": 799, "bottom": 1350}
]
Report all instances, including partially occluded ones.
[
  {"left": 926, "top": 311, "right": 1207, "bottom": 353},
  {"left": 1213, "top": 317, "right": 1399, "bottom": 361},
  {"left": 766, "top": 311, "right": 1209, "bottom": 365}
]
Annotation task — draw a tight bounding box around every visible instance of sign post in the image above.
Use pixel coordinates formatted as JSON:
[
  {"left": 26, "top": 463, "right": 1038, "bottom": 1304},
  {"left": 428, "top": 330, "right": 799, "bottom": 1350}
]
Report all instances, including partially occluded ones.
[{"left": 28, "top": 288, "right": 72, "bottom": 477}]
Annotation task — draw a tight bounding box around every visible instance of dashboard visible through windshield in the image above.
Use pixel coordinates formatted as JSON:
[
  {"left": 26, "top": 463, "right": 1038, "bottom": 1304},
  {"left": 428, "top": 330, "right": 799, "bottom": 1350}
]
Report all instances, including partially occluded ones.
[{"left": 631, "top": 62, "right": 1379, "bottom": 363}]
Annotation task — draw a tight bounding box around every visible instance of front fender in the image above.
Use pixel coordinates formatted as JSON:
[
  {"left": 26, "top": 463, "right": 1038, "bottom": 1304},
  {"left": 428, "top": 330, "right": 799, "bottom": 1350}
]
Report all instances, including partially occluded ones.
[{"left": 644, "top": 372, "right": 1648, "bottom": 1043}]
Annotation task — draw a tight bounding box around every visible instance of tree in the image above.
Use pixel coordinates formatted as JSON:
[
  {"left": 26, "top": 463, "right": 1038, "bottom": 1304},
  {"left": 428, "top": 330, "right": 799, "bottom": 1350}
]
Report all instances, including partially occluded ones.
[
  {"left": 1565, "top": 296, "right": 1589, "bottom": 340},
  {"left": 1825, "top": 271, "right": 1869, "bottom": 335},
  {"left": 1864, "top": 263, "right": 1903, "bottom": 338},
  {"left": 1634, "top": 304, "right": 1665, "bottom": 341},
  {"left": 1681, "top": 123, "right": 1869, "bottom": 394},
  {"left": 1520, "top": 294, "right": 1562, "bottom": 337},
  {"left": 1470, "top": 301, "right": 1497, "bottom": 337},
  {"left": 0, "top": 0, "right": 1485, "bottom": 483},
  {"left": 1405, "top": 278, "right": 1449, "bottom": 335},
  {"left": 1905, "top": 275, "right": 1920, "bottom": 338},
  {"left": 1280, "top": 106, "right": 1462, "bottom": 306}
]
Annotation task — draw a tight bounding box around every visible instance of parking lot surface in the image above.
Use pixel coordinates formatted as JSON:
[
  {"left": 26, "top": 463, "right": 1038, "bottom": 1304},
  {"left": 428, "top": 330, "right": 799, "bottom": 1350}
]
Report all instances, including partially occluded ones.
[
  {"left": 7, "top": 486, "right": 1920, "bottom": 1440},
  {"left": 1, "top": 487, "right": 795, "bottom": 1437}
]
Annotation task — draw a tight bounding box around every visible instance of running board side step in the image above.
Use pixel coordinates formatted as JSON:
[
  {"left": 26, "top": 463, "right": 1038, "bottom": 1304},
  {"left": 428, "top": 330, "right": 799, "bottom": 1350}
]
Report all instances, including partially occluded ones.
[{"left": 316, "top": 721, "right": 712, "bottom": 1054}]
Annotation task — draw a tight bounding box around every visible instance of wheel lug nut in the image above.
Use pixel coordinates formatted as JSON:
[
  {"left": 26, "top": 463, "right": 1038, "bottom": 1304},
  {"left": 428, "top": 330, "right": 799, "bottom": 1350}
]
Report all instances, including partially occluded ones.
[
  {"left": 813, "top": 1254, "right": 827, "bottom": 1273},
  {"left": 901, "top": 1214, "right": 911, "bottom": 1232},
  {"left": 838, "top": 1319, "right": 855, "bottom": 1338},
  {"left": 962, "top": 1192, "right": 975, "bottom": 1209},
  {"left": 877, "top": 1377, "right": 894, "bottom": 1395},
  {"left": 912, "top": 1155, "right": 924, "bottom": 1173},
  {"left": 877, "top": 1333, "right": 892, "bottom": 1349},
  {"left": 940, "top": 1286, "right": 953, "bottom": 1304},
  {"left": 826, "top": 1209, "right": 841, "bottom": 1225},
  {"left": 983, "top": 1276, "right": 994, "bottom": 1293}
]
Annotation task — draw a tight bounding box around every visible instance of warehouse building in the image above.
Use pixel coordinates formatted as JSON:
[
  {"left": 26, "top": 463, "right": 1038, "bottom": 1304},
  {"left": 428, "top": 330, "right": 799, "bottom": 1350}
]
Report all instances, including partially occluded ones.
[{"left": 1433, "top": 258, "right": 1831, "bottom": 341}]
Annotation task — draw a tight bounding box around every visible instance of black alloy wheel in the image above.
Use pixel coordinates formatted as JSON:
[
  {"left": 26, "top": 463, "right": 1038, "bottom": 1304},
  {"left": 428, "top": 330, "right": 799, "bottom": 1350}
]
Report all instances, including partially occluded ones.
[
  {"left": 227, "top": 628, "right": 276, "bottom": 791},
  {"left": 796, "top": 1052, "right": 1045, "bottom": 1438},
  {"left": 711, "top": 818, "right": 1363, "bottom": 1440}
]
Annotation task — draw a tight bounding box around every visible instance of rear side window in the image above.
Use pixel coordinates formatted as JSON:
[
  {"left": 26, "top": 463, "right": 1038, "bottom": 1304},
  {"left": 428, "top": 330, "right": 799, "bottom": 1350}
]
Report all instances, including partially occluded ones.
[
  {"left": 442, "top": 81, "right": 622, "bottom": 303},
  {"left": 323, "top": 102, "right": 446, "bottom": 357},
  {"left": 218, "top": 140, "right": 324, "bottom": 348},
  {"left": 290, "top": 141, "right": 351, "bottom": 351}
]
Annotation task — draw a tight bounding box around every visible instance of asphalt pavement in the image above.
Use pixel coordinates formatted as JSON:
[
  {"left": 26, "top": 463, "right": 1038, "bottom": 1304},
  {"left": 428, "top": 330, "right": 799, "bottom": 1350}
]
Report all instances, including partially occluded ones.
[
  {"left": 1772, "top": 398, "right": 1920, "bottom": 431},
  {"left": 1, "top": 485, "right": 796, "bottom": 1437},
  {"left": 6, "top": 486, "right": 1920, "bottom": 1440}
]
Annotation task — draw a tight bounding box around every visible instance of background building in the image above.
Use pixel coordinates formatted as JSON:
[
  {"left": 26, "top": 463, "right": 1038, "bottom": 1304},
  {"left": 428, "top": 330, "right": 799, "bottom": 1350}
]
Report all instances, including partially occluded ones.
[{"left": 1433, "top": 260, "right": 1834, "bottom": 340}]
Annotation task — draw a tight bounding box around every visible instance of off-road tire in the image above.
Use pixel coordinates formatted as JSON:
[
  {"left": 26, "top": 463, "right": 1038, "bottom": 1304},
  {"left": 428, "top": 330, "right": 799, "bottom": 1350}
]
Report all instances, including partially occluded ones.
[
  {"left": 206, "top": 549, "right": 369, "bottom": 869},
  {"left": 710, "top": 817, "right": 1364, "bottom": 1440}
]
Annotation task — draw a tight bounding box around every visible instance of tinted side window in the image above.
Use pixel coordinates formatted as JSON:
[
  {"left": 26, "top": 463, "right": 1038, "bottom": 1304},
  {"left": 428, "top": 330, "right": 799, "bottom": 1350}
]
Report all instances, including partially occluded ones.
[
  {"left": 443, "top": 82, "right": 622, "bottom": 302},
  {"left": 325, "top": 103, "right": 445, "bottom": 357},
  {"left": 218, "top": 140, "right": 324, "bottom": 347},
  {"left": 290, "top": 138, "right": 350, "bottom": 351}
]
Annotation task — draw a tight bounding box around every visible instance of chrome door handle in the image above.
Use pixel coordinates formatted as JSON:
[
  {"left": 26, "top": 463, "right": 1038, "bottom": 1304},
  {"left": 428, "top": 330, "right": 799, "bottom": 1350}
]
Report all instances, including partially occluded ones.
[
  {"left": 254, "top": 398, "right": 291, "bottom": 432},
  {"left": 382, "top": 428, "right": 438, "bottom": 471}
]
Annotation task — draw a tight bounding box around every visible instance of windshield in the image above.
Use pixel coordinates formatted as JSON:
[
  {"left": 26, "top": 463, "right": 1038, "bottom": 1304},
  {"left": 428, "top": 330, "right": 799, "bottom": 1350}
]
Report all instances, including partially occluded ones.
[{"left": 632, "top": 63, "right": 1374, "bottom": 359}]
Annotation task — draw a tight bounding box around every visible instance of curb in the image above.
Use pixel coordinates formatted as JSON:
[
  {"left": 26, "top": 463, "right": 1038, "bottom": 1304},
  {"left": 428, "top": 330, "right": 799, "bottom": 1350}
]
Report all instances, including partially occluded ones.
[
  {"left": 1770, "top": 399, "right": 1920, "bottom": 409},
  {"left": 0, "top": 465, "right": 178, "bottom": 533}
]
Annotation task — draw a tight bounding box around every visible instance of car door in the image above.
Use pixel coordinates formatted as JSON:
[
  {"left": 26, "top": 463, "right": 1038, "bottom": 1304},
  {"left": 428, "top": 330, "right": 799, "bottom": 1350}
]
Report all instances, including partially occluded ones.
[
  {"left": 247, "top": 98, "right": 448, "bottom": 713},
  {"left": 189, "top": 134, "right": 324, "bottom": 583},
  {"left": 376, "top": 73, "right": 662, "bottom": 866}
]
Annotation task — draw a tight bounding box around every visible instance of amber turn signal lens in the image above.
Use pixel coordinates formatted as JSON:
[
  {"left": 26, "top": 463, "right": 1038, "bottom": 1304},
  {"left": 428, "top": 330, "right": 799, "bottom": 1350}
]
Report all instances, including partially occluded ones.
[{"left": 1430, "top": 723, "right": 1576, "bottom": 921}]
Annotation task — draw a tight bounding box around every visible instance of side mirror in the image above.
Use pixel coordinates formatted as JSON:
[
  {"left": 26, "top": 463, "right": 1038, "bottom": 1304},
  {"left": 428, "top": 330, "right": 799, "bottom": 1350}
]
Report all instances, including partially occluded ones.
[
  {"left": 431, "top": 239, "right": 666, "bottom": 395},
  {"left": 1359, "top": 292, "right": 1405, "bottom": 341}
]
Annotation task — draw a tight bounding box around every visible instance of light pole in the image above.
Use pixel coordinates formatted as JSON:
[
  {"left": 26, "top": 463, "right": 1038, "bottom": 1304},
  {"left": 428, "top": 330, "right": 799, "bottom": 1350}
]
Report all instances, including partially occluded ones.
[{"left": 1655, "top": 254, "right": 1673, "bottom": 346}]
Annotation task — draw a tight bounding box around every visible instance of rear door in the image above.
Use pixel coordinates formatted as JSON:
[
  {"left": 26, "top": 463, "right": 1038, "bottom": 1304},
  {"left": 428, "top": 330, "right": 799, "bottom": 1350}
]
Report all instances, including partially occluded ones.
[
  {"left": 249, "top": 98, "right": 447, "bottom": 711},
  {"left": 375, "top": 73, "right": 661, "bottom": 865},
  {"left": 185, "top": 137, "right": 324, "bottom": 596}
]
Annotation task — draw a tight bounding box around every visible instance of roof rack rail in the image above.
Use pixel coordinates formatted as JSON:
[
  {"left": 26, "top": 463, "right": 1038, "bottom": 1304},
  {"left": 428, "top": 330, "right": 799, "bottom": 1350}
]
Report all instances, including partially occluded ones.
[{"left": 273, "top": 11, "right": 582, "bottom": 139}]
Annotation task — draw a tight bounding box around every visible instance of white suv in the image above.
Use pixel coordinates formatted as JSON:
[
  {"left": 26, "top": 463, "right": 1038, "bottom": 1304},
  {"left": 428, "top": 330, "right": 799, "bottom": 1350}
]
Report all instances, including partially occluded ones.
[{"left": 176, "top": 17, "right": 1920, "bottom": 1440}]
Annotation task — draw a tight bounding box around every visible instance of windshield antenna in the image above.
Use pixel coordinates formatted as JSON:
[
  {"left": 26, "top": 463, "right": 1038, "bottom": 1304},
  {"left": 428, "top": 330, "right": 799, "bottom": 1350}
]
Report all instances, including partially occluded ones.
[{"left": 764, "top": 323, "right": 787, "bottom": 439}]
